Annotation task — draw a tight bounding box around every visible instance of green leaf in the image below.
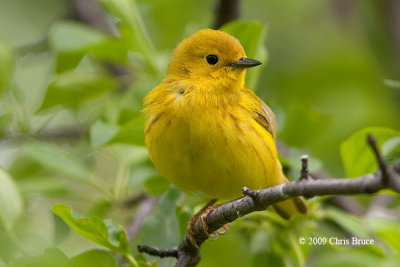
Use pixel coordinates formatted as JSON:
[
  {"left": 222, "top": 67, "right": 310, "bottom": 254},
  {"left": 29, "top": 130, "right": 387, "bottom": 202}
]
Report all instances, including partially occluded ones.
[
  {"left": 0, "top": 113, "right": 11, "bottom": 137},
  {"left": 108, "top": 117, "right": 146, "bottom": 146},
  {"left": 175, "top": 205, "right": 192, "bottom": 238},
  {"left": 221, "top": 21, "right": 268, "bottom": 88},
  {"left": 90, "top": 117, "right": 145, "bottom": 147},
  {"left": 91, "top": 38, "right": 129, "bottom": 64},
  {"left": 0, "top": 39, "right": 14, "bottom": 93},
  {"left": 49, "top": 21, "right": 107, "bottom": 52},
  {"left": 52, "top": 203, "right": 129, "bottom": 254},
  {"left": 138, "top": 187, "right": 182, "bottom": 252},
  {"left": 53, "top": 213, "right": 70, "bottom": 246},
  {"left": 117, "top": 108, "right": 141, "bottom": 125},
  {"left": 100, "top": 0, "right": 137, "bottom": 26},
  {"left": 55, "top": 39, "right": 129, "bottom": 73},
  {"left": 280, "top": 104, "right": 331, "bottom": 147},
  {"left": 11, "top": 248, "right": 69, "bottom": 267},
  {"left": 8, "top": 153, "right": 44, "bottom": 180},
  {"left": 200, "top": 228, "right": 252, "bottom": 267},
  {"left": 249, "top": 230, "right": 272, "bottom": 254},
  {"left": 17, "top": 176, "right": 68, "bottom": 197},
  {"left": 369, "top": 218, "right": 400, "bottom": 253},
  {"left": 39, "top": 71, "right": 116, "bottom": 111},
  {"left": 382, "top": 136, "right": 400, "bottom": 165},
  {"left": 383, "top": 79, "right": 400, "bottom": 89},
  {"left": 24, "top": 142, "right": 90, "bottom": 181},
  {"left": 87, "top": 200, "right": 113, "bottom": 217},
  {"left": 308, "top": 250, "right": 382, "bottom": 267},
  {"left": 90, "top": 120, "right": 120, "bottom": 147},
  {"left": 382, "top": 136, "right": 400, "bottom": 155},
  {"left": 251, "top": 252, "right": 285, "bottom": 267},
  {"left": 0, "top": 168, "right": 23, "bottom": 231},
  {"left": 100, "top": 0, "right": 158, "bottom": 75},
  {"left": 55, "top": 51, "right": 86, "bottom": 73},
  {"left": 144, "top": 175, "right": 170, "bottom": 196},
  {"left": 137, "top": 260, "right": 158, "bottom": 267},
  {"left": 49, "top": 21, "right": 129, "bottom": 73},
  {"left": 67, "top": 249, "right": 118, "bottom": 267},
  {"left": 340, "top": 127, "right": 400, "bottom": 177},
  {"left": 324, "top": 208, "right": 372, "bottom": 239}
]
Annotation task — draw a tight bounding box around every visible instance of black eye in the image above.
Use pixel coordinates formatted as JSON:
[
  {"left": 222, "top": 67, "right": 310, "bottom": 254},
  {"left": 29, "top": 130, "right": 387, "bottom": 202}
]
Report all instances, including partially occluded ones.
[{"left": 206, "top": 54, "right": 218, "bottom": 65}]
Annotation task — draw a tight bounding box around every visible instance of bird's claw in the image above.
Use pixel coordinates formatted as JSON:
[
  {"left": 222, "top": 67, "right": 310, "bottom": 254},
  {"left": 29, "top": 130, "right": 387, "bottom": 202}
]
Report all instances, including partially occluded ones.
[
  {"left": 186, "top": 199, "right": 218, "bottom": 248},
  {"left": 186, "top": 199, "right": 230, "bottom": 247},
  {"left": 209, "top": 223, "right": 230, "bottom": 241}
]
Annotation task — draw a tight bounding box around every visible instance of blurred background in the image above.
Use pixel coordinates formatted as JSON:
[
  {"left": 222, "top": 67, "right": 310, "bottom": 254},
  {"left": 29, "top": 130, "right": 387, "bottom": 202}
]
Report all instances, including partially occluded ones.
[{"left": 0, "top": 0, "right": 399, "bottom": 266}]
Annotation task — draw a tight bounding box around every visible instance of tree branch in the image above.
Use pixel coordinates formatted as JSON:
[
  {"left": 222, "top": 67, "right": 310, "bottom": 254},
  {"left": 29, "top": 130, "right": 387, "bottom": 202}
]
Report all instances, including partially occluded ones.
[
  {"left": 213, "top": 0, "right": 240, "bottom": 29},
  {"left": 137, "top": 245, "right": 178, "bottom": 258},
  {"left": 137, "top": 136, "right": 400, "bottom": 267}
]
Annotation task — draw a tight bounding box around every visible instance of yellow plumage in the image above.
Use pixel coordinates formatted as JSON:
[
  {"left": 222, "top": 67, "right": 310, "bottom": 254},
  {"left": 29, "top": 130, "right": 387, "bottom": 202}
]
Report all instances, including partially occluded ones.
[{"left": 144, "top": 29, "right": 306, "bottom": 218}]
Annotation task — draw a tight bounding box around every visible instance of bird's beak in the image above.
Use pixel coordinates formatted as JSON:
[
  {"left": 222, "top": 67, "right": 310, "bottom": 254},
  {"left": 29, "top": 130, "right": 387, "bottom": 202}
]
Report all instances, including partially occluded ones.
[{"left": 229, "top": 57, "right": 262, "bottom": 68}]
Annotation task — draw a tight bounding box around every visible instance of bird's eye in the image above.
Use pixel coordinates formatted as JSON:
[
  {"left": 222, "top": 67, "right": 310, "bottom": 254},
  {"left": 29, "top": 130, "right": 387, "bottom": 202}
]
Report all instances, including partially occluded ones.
[{"left": 206, "top": 54, "right": 218, "bottom": 65}]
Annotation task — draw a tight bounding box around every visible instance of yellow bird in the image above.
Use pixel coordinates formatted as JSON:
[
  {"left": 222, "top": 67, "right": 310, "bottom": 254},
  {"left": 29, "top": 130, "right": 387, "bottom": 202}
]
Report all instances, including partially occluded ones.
[{"left": 143, "top": 29, "right": 307, "bottom": 241}]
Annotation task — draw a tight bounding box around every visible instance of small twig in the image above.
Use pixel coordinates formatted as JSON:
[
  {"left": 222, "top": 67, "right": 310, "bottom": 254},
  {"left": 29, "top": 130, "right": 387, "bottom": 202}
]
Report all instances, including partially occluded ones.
[
  {"left": 299, "top": 154, "right": 309, "bottom": 180},
  {"left": 242, "top": 186, "right": 258, "bottom": 199},
  {"left": 367, "top": 134, "right": 390, "bottom": 185},
  {"left": 137, "top": 245, "right": 178, "bottom": 258},
  {"left": 124, "top": 193, "right": 149, "bottom": 209}
]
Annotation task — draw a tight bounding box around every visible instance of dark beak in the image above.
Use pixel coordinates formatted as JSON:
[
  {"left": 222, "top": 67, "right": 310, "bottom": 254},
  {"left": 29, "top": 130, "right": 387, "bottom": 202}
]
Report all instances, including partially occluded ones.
[{"left": 229, "top": 57, "right": 262, "bottom": 68}]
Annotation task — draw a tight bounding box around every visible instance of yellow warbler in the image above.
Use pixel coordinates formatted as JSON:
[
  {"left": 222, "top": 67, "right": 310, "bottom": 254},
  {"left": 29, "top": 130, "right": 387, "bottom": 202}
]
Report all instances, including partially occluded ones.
[{"left": 143, "top": 29, "right": 307, "bottom": 223}]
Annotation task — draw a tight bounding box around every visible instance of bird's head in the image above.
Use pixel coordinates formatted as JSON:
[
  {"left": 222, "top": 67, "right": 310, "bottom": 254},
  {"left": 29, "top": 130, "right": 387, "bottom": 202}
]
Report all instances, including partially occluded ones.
[{"left": 166, "top": 29, "right": 261, "bottom": 90}]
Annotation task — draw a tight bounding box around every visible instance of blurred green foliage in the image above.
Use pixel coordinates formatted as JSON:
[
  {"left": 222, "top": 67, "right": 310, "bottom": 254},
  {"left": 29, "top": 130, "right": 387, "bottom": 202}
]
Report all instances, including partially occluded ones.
[
  {"left": 341, "top": 127, "right": 399, "bottom": 177},
  {"left": 0, "top": 0, "right": 399, "bottom": 266}
]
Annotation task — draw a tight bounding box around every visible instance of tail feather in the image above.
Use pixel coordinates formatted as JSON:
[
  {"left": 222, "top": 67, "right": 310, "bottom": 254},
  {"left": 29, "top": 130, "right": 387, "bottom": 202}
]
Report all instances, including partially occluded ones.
[
  {"left": 272, "top": 173, "right": 308, "bottom": 219},
  {"left": 273, "top": 197, "right": 307, "bottom": 219}
]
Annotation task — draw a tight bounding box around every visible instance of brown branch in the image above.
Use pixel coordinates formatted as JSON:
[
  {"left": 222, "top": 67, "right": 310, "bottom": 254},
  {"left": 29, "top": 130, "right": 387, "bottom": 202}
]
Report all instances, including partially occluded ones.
[
  {"left": 137, "top": 136, "right": 400, "bottom": 266},
  {"left": 137, "top": 245, "right": 178, "bottom": 258},
  {"left": 213, "top": 0, "right": 240, "bottom": 29}
]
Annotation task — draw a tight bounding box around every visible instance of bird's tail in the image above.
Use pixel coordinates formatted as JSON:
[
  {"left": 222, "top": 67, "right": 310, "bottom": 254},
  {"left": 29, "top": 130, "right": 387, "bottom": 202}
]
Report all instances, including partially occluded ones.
[{"left": 272, "top": 174, "right": 308, "bottom": 219}]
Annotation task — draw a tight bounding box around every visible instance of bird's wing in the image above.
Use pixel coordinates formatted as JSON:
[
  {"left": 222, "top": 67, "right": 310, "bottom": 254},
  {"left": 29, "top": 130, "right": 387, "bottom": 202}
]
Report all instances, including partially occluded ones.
[{"left": 242, "top": 86, "right": 276, "bottom": 138}]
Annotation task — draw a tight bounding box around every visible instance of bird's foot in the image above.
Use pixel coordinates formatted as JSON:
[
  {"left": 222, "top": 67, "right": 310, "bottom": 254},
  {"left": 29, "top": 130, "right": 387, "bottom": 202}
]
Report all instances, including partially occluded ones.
[
  {"left": 198, "top": 208, "right": 230, "bottom": 240},
  {"left": 209, "top": 222, "right": 230, "bottom": 241},
  {"left": 188, "top": 199, "right": 229, "bottom": 248}
]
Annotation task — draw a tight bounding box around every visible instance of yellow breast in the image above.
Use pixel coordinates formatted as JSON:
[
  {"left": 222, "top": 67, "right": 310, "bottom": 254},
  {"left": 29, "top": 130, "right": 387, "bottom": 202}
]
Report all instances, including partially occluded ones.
[{"left": 144, "top": 82, "right": 280, "bottom": 199}]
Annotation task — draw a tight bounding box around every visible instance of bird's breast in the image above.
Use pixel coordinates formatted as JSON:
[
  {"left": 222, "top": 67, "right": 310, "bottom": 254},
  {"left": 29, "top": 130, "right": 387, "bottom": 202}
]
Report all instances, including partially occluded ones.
[{"left": 145, "top": 92, "right": 280, "bottom": 199}]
